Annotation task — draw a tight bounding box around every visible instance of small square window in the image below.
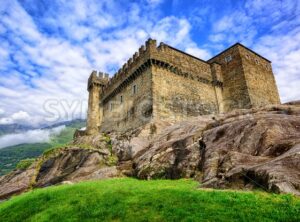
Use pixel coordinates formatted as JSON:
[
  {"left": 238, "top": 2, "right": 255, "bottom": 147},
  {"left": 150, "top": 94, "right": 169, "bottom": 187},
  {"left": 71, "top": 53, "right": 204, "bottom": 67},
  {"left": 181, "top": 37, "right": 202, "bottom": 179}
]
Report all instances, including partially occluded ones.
[
  {"left": 246, "top": 54, "right": 250, "bottom": 59},
  {"left": 224, "top": 55, "right": 232, "bottom": 63},
  {"left": 255, "top": 59, "right": 259, "bottom": 64},
  {"left": 132, "top": 84, "right": 137, "bottom": 94}
]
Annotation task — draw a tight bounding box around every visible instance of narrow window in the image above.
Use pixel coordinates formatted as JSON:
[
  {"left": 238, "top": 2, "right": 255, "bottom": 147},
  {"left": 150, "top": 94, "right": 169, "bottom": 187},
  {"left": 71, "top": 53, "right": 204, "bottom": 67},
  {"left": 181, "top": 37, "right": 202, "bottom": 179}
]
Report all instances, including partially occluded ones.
[
  {"left": 246, "top": 54, "right": 250, "bottom": 59},
  {"left": 120, "top": 95, "right": 123, "bottom": 103},
  {"left": 255, "top": 59, "right": 259, "bottom": 64},
  {"left": 224, "top": 55, "right": 232, "bottom": 63},
  {"left": 110, "top": 103, "right": 113, "bottom": 111},
  {"left": 132, "top": 84, "right": 137, "bottom": 94}
]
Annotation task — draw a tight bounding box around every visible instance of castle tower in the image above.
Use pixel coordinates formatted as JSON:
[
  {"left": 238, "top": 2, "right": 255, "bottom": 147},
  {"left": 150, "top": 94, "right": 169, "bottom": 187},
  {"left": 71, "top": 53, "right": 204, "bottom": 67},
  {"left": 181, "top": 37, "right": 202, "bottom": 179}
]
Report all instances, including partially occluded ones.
[
  {"left": 86, "top": 71, "right": 109, "bottom": 135},
  {"left": 208, "top": 43, "right": 280, "bottom": 112}
]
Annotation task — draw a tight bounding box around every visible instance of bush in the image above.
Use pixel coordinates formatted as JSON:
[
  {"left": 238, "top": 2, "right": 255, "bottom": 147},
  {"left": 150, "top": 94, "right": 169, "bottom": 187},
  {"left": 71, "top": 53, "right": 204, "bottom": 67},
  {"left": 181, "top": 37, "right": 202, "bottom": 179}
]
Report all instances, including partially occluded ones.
[
  {"left": 15, "top": 158, "right": 35, "bottom": 170},
  {"left": 42, "top": 146, "right": 64, "bottom": 157}
]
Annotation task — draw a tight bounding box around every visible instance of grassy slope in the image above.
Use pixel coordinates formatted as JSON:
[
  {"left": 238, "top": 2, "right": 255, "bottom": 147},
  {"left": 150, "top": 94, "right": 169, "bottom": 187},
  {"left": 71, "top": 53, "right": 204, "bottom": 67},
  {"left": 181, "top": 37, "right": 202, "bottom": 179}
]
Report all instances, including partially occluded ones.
[
  {"left": 0, "top": 121, "right": 85, "bottom": 175},
  {"left": 0, "top": 178, "right": 299, "bottom": 222},
  {"left": 0, "top": 143, "right": 52, "bottom": 175}
]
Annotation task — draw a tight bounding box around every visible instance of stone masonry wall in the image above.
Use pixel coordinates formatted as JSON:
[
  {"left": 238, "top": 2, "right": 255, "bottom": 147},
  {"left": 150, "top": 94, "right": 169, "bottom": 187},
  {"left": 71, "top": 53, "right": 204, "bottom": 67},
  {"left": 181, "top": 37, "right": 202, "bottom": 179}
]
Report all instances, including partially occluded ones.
[
  {"left": 239, "top": 46, "right": 281, "bottom": 106},
  {"left": 101, "top": 40, "right": 154, "bottom": 103},
  {"left": 99, "top": 39, "right": 221, "bottom": 131},
  {"left": 150, "top": 43, "right": 219, "bottom": 121},
  {"left": 99, "top": 40, "right": 156, "bottom": 132},
  {"left": 208, "top": 45, "right": 252, "bottom": 112},
  {"left": 86, "top": 71, "right": 109, "bottom": 135},
  {"left": 86, "top": 83, "right": 101, "bottom": 135},
  {"left": 154, "top": 44, "right": 212, "bottom": 80},
  {"left": 208, "top": 44, "right": 280, "bottom": 112},
  {"left": 89, "top": 39, "right": 280, "bottom": 133},
  {"left": 152, "top": 66, "right": 218, "bottom": 121},
  {"left": 101, "top": 68, "right": 153, "bottom": 132},
  {"left": 210, "top": 63, "right": 224, "bottom": 113}
]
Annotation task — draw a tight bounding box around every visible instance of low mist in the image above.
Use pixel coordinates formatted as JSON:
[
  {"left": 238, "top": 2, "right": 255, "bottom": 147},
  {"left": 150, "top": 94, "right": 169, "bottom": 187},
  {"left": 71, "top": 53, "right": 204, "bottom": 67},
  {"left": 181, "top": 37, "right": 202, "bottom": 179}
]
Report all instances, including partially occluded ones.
[{"left": 0, "top": 125, "right": 66, "bottom": 149}]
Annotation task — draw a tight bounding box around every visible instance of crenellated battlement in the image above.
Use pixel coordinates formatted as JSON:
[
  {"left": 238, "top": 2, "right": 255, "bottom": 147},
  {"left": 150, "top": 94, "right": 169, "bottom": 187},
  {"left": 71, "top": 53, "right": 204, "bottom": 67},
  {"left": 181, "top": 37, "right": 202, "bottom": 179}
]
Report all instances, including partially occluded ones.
[
  {"left": 102, "top": 38, "right": 158, "bottom": 98},
  {"left": 100, "top": 38, "right": 219, "bottom": 102},
  {"left": 157, "top": 42, "right": 168, "bottom": 51},
  {"left": 87, "top": 70, "right": 110, "bottom": 91}
]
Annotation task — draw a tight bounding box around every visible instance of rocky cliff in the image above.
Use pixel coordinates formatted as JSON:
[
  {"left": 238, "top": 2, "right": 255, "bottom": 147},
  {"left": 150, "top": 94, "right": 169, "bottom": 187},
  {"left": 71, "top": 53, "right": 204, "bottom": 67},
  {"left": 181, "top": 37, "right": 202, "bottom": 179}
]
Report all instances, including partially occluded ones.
[{"left": 1, "top": 104, "right": 300, "bottom": 200}]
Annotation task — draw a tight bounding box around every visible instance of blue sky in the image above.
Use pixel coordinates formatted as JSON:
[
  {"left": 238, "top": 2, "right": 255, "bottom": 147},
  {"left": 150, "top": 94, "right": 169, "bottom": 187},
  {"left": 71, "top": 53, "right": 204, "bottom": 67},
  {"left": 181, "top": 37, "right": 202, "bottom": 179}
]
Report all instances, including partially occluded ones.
[{"left": 0, "top": 0, "right": 299, "bottom": 126}]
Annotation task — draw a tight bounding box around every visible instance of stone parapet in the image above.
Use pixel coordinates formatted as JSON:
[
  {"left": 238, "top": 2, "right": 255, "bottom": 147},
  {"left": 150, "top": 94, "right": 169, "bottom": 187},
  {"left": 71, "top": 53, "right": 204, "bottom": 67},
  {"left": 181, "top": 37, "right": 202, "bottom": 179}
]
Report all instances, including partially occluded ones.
[
  {"left": 87, "top": 71, "right": 109, "bottom": 91},
  {"left": 101, "top": 39, "right": 223, "bottom": 104},
  {"left": 102, "top": 39, "right": 156, "bottom": 101}
]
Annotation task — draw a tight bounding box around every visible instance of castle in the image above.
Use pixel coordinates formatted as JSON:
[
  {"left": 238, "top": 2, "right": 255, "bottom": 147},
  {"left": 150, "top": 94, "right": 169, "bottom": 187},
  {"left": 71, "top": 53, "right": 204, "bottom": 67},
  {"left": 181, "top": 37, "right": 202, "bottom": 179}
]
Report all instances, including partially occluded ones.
[{"left": 86, "top": 39, "right": 280, "bottom": 134}]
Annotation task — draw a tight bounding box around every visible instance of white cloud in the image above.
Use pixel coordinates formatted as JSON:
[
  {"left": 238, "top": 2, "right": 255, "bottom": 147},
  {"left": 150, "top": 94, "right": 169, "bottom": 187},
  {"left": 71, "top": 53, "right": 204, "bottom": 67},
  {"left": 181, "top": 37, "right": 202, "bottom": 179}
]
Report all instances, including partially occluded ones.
[
  {"left": 147, "top": 0, "right": 164, "bottom": 6},
  {"left": 0, "top": 111, "right": 31, "bottom": 125},
  {"left": 150, "top": 16, "right": 210, "bottom": 59},
  {"left": 245, "top": 0, "right": 298, "bottom": 24},
  {"left": 185, "top": 47, "right": 211, "bottom": 60},
  {"left": 254, "top": 28, "right": 300, "bottom": 103},
  {"left": 11, "top": 111, "right": 30, "bottom": 122},
  {"left": 210, "top": 11, "right": 257, "bottom": 46},
  {"left": 150, "top": 16, "right": 191, "bottom": 46},
  {"left": 0, "top": 125, "right": 66, "bottom": 149},
  {"left": 0, "top": 108, "right": 5, "bottom": 116},
  {"left": 208, "top": 1, "right": 300, "bottom": 103},
  {"left": 209, "top": 34, "right": 225, "bottom": 43}
]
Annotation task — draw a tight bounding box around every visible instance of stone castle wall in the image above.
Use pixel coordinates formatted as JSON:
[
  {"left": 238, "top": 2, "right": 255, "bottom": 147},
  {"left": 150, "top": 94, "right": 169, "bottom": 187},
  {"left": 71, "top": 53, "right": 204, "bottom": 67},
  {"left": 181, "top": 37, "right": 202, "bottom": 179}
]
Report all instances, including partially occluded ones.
[
  {"left": 208, "top": 44, "right": 252, "bottom": 112},
  {"left": 86, "top": 71, "right": 109, "bottom": 135},
  {"left": 101, "top": 42, "right": 151, "bottom": 104},
  {"left": 152, "top": 66, "right": 218, "bottom": 121},
  {"left": 98, "top": 39, "right": 222, "bottom": 132},
  {"left": 101, "top": 68, "right": 153, "bottom": 132},
  {"left": 208, "top": 44, "right": 280, "bottom": 111},
  {"left": 151, "top": 44, "right": 219, "bottom": 120},
  {"left": 238, "top": 46, "right": 281, "bottom": 106},
  {"left": 86, "top": 39, "right": 281, "bottom": 133},
  {"left": 154, "top": 43, "right": 212, "bottom": 80},
  {"left": 98, "top": 40, "right": 155, "bottom": 132}
]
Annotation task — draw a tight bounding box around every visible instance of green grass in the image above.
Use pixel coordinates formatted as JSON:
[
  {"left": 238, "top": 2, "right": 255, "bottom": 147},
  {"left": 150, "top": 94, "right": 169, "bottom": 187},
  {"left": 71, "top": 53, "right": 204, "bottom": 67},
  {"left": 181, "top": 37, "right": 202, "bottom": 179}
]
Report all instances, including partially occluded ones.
[
  {"left": 15, "top": 158, "right": 36, "bottom": 170},
  {"left": 49, "top": 125, "right": 79, "bottom": 146},
  {"left": 0, "top": 143, "right": 52, "bottom": 175},
  {"left": 0, "top": 178, "right": 299, "bottom": 222}
]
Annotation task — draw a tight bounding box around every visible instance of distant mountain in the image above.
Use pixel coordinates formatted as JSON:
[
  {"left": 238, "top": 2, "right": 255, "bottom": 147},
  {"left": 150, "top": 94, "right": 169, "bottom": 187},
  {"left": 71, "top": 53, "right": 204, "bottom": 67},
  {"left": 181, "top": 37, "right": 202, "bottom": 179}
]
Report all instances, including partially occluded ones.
[
  {"left": 0, "top": 119, "right": 86, "bottom": 176},
  {"left": 0, "top": 124, "right": 34, "bottom": 136},
  {"left": 0, "top": 119, "right": 86, "bottom": 137},
  {"left": 42, "top": 119, "right": 86, "bottom": 130}
]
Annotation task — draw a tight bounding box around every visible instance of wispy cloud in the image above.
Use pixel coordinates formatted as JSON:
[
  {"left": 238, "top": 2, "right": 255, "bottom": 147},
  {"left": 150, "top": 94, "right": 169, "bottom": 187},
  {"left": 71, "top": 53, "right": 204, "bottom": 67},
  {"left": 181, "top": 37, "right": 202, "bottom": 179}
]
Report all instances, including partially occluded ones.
[
  {"left": 0, "top": 111, "right": 31, "bottom": 125},
  {"left": 254, "top": 28, "right": 300, "bottom": 102},
  {"left": 0, "top": 125, "right": 66, "bottom": 148},
  {"left": 206, "top": 0, "right": 300, "bottom": 102},
  {"left": 0, "top": 108, "right": 5, "bottom": 116}
]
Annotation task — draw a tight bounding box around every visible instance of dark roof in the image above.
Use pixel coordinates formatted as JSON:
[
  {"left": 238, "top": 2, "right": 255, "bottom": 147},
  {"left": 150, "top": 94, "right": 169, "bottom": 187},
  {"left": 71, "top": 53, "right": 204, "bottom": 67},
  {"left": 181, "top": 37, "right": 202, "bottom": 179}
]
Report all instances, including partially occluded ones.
[
  {"left": 208, "top": 43, "right": 271, "bottom": 63},
  {"left": 161, "top": 44, "right": 209, "bottom": 64}
]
